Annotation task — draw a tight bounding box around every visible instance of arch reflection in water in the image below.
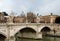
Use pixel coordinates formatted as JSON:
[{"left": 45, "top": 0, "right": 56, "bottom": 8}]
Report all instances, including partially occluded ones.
[{"left": 15, "top": 27, "right": 36, "bottom": 41}]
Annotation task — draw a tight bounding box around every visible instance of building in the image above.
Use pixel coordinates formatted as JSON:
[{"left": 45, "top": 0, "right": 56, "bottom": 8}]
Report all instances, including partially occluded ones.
[
  {"left": 13, "top": 16, "right": 26, "bottom": 23},
  {"left": 12, "top": 12, "right": 60, "bottom": 24}
]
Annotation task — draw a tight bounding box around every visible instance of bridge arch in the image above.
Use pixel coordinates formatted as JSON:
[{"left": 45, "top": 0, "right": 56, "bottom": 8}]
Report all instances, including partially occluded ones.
[
  {"left": 14, "top": 27, "right": 36, "bottom": 41},
  {"left": 20, "top": 27, "right": 36, "bottom": 33},
  {"left": 14, "top": 26, "right": 37, "bottom": 36},
  {"left": 55, "top": 16, "right": 60, "bottom": 24},
  {"left": 39, "top": 26, "right": 52, "bottom": 32},
  {"left": 15, "top": 27, "right": 36, "bottom": 35},
  {"left": 41, "top": 26, "right": 51, "bottom": 32},
  {"left": 0, "top": 32, "right": 7, "bottom": 41},
  {"left": 0, "top": 32, "right": 7, "bottom": 37},
  {"left": 40, "top": 26, "right": 51, "bottom": 36}
]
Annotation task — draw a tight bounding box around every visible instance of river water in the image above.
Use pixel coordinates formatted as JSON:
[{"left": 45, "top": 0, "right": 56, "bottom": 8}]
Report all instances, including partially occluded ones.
[{"left": 15, "top": 36, "right": 60, "bottom": 41}]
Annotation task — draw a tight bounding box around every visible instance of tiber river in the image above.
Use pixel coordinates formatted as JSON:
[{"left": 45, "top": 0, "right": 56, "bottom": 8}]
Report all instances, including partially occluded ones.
[
  {"left": 15, "top": 32, "right": 60, "bottom": 41},
  {"left": 15, "top": 36, "right": 60, "bottom": 41}
]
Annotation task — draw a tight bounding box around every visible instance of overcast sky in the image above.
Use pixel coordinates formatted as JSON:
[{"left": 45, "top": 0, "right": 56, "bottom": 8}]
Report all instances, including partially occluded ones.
[{"left": 0, "top": 0, "right": 60, "bottom": 15}]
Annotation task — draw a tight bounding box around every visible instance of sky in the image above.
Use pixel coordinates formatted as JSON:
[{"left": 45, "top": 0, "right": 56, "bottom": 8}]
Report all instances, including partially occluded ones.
[{"left": 0, "top": 0, "right": 60, "bottom": 16}]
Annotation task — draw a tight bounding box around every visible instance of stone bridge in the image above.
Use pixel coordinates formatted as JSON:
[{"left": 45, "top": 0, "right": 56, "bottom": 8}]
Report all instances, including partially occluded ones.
[{"left": 0, "top": 23, "right": 60, "bottom": 41}]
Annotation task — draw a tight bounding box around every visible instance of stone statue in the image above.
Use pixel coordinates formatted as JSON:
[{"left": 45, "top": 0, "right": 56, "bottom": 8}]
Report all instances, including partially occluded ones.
[{"left": 7, "top": 16, "right": 14, "bottom": 24}]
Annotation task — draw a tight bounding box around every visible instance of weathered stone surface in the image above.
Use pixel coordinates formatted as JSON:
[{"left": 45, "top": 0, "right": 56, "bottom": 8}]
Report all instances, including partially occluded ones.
[{"left": 0, "top": 23, "right": 60, "bottom": 41}]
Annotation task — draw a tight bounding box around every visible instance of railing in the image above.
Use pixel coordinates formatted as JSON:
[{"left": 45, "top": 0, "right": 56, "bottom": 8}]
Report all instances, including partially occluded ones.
[{"left": 0, "top": 23, "right": 59, "bottom": 26}]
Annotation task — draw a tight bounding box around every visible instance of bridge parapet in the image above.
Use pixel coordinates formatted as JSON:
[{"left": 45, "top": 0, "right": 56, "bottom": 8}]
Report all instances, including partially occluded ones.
[{"left": 0, "top": 23, "right": 59, "bottom": 27}]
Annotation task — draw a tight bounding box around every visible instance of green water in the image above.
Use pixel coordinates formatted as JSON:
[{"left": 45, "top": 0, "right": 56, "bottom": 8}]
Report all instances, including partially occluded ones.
[{"left": 15, "top": 36, "right": 60, "bottom": 41}]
